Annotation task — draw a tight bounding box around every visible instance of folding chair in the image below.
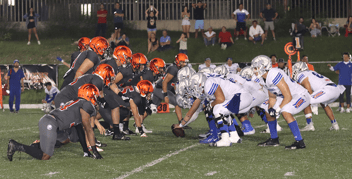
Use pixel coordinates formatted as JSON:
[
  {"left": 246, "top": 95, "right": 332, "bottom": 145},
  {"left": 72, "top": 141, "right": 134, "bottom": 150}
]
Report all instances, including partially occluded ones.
[{"left": 321, "top": 23, "right": 340, "bottom": 37}]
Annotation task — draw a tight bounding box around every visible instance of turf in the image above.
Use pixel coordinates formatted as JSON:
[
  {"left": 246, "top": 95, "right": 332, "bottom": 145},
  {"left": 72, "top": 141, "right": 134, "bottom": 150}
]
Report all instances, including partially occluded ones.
[{"left": 1, "top": 108, "right": 351, "bottom": 178}]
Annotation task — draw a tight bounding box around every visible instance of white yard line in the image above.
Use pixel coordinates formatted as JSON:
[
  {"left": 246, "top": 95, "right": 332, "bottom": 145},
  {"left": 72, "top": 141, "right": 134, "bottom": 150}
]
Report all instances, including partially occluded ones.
[
  {"left": 254, "top": 114, "right": 304, "bottom": 129},
  {"left": 0, "top": 126, "right": 37, "bottom": 133},
  {"left": 115, "top": 143, "right": 200, "bottom": 179}
]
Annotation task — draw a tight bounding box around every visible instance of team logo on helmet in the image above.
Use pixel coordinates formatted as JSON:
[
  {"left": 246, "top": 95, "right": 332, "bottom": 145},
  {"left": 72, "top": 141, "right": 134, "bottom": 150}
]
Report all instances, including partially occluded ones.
[
  {"left": 93, "top": 64, "right": 115, "bottom": 86},
  {"left": 89, "top": 36, "right": 109, "bottom": 56},
  {"left": 78, "top": 37, "right": 90, "bottom": 51},
  {"left": 175, "top": 53, "right": 189, "bottom": 67},
  {"left": 150, "top": 58, "right": 166, "bottom": 75},
  {"left": 136, "top": 80, "right": 154, "bottom": 97}
]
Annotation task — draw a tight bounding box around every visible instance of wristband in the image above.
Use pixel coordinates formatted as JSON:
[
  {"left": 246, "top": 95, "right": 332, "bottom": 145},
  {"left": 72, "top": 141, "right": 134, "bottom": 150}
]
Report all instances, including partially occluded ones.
[
  {"left": 78, "top": 70, "right": 84, "bottom": 75},
  {"left": 163, "top": 92, "right": 168, "bottom": 97}
]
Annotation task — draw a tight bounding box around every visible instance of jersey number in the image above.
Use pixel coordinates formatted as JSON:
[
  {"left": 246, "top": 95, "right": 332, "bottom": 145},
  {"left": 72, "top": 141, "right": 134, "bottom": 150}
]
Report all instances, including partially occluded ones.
[
  {"left": 295, "top": 37, "right": 301, "bottom": 49},
  {"left": 121, "top": 86, "right": 134, "bottom": 94},
  {"left": 311, "top": 72, "right": 323, "bottom": 78},
  {"left": 59, "top": 99, "right": 79, "bottom": 111}
]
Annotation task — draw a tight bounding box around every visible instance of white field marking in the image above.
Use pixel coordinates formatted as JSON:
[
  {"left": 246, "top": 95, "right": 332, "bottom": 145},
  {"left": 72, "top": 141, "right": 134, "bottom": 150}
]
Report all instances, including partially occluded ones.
[
  {"left": 0, "top": 127, "right": 37, "bottom": 133},
  {"left": 254, "top": 114, "right": 304, "bottom": 129},
  {"left": 342, "top": 128, "right": 348, "bottom": 130},
  {"left": 205, "top": 171, "right": 218, "bottom": 176},
  {"left": 284, "top": 172, "right": 295, "bottom": 176},
  {"left": 115, "top": 143, "right": 200, "bottom": 179},
  {"left": 43, "top": 172, "right": 60, "bottom": 176}
]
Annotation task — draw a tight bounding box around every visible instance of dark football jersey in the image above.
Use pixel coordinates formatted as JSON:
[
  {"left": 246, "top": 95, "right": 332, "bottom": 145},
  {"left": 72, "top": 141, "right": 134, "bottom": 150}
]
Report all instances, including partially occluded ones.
[
  {"left": 50, "top": 99, "right": 96, "bottom": 131},
  {"left": 100, "top": 58, "right": 119, "bottom": 75},
  {"left": 119, "top": 86, "right": 147, "bottom": 115},
  {"left": 142, "top": 70, "right": 158, "bottom": 83},
  {"left": 123, "top": 70, "right": 142, "bottom": 87},
  {"left": 59, "top": 74, "right": 104, "bottom": 102},
  {"left": 64, "top": 50, "right": 100, "bottom": 78},
  {"left": 70, "top": 51, "right": 81, "bottom": 67},
  {"left": 116, "top": 65, "right": 133, "bottom": 88},
  {"left": 156, "top": 63, "right": 178, "bottom": 90}
]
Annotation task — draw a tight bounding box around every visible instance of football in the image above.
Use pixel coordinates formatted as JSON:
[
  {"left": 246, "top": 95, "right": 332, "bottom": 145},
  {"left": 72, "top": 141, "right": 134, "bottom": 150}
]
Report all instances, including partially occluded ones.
[{"left": 171, "top": 124, "right": 185, "bottom": 138}]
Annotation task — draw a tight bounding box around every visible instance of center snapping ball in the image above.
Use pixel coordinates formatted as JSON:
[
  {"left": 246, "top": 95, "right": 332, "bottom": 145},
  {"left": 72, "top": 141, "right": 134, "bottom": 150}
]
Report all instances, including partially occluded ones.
[{"left": 171, "top": 124, "right": 185, "bottom": 138}]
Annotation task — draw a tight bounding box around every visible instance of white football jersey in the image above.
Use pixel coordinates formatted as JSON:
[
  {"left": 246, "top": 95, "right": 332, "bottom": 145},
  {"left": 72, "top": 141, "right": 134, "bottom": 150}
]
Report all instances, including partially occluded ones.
[
  {"left": 227, "top": 74, "right": 262, "bottom": 92},
  {"left": 224, "top": 63, "right": 239, "bottom": 74},
  {"left": 45, "top": 86, "right": 59, "bottom": 98},
  {"left": 296, "top": 71, "right": 332, "bottom": 92},
  {"left": 204, "top": 76, "right": 245, "bottom": 100},
  {"left": 266, "top": 68, "right": 306, "bottom": 98},
  {"left": 198, "top": 63, "right": 216, "bottom": 71}
]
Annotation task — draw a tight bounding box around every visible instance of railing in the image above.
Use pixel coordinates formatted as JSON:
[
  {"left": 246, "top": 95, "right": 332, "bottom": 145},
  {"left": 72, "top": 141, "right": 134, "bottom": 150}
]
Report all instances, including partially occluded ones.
[{"left": 0, "top": 0, "right": 351, "bottom": 22}]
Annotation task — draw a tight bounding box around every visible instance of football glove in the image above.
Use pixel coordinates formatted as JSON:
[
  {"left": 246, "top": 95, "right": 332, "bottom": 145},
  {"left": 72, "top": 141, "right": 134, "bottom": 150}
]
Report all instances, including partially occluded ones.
[
  {"left": 56, "top": 56, "right": 63, "bottom": 62},
  {"left": 268, "top": 108, "right": 276, "bottom": 118},
  {"left": 205, "top": 103, "right": 213, "bottom": 117}
]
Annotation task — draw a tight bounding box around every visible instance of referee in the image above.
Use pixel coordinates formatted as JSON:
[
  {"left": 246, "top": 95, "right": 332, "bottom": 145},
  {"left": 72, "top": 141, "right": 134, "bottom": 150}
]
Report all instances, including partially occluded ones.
[{"left": 6, "top": 60, "right": 25, "bottom": 113}]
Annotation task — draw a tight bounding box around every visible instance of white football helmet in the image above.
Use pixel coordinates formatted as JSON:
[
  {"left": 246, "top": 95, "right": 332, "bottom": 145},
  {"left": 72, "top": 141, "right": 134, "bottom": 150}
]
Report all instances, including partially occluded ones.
[
  {"left": 292, "top": 61, "right": 309, "bottom": 81},
  {"left": 251, "top": 55, "right": 272, "bottom": 78},
  {"left": 189, "top": 72, "right": 207, "bottom": 99},
  {"left": 239, "top": 66, "right": 254, "bottom": 80},
  {"left": 199, "top": 67, "right": 214, "bottom": 74},
  {"left": 213, "top": 65, "right": 228, "bottom": 76},
  {"left": 176, "top": 79, "right": 190, "bottom": 96},
  {"left": 177, "top": 66, "right": 196, "bottom": 81}
]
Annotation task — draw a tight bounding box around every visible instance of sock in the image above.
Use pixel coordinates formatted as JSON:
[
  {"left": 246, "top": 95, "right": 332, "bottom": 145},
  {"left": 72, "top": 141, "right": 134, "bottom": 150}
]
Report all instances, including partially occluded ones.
[
  {"left": 113, "top": 124, "right": 120, "bottom": 134},
  {"left": 228, "top": 122, "right": 237, "bottom": 132},
  {"left": 209, "top": 119, "right": 217, "bottom": 136},
  {"left": 123, "top": 121, "right": 129, "bottom": 131},
  {"left": 262, "top": 114, "right": 268, "bottom": 123},
  {"left": 242, "top": 120, "right": 253, "bottom": 130},
  {"left": 331, "top": 119, "right": 337, "bottom": 124},
  {"left": 231, "top": 116, "right": 239, "bottom": 126},
  {"left": 218, "top": 120, "right": 229, "bottom": 133},
  {"left": 288, "top": 121, "right": 303, "bottom": 141},
  {"left": 306, "top": 118, "right": 312, "bottom": 124},
  {"left": 207, "top": 119, "right": 211, "bottom": 129},
  {"left": 268, "top": 120, "right": 278, "bottom": 139},
  {"left": 23, "top": 145, "right": 44, "bottom": 160}
]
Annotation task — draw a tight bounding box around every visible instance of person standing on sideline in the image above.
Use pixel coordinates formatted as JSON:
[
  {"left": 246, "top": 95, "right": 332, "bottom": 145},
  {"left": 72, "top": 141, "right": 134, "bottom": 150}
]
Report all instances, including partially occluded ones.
[
  {"left": 41, "top": 82, "right": 59, "bottom": 112},
  {"left": 5, "top": 60, "right": 25, "bottom": 113},
  {"left": 224, "top": 57, "right": 240, "bottom": 74},
  {"left": 145, "top": 5, "right": 159, "bottom": 39},
  {"left": 232, "top": 3, "right": 250, "bottom": 40},
  {"left": 95, "top": 3, "right": 108, "bottom": 37},
  {"left": 176, "top": 33, "right": 188, "bottom": 55},
  {"left": 192, "top": 1, "right": 207, "bottom": 38},
  {"left": 260, "top": 3, "right": 278, "bottom": 40},
  {"left": 328, "top": 53, "right": 352, "bottom": 113},
  {"left": 23, "top": 7, "right": 40, "bottom": 45},
  {"left": 181, "top": 6, "right": 191, "bottom": 38},
  {"left": 301, "top": 55, "right": 314, "bottom": 71},
  {"left": 113, "top": 2, "right": 124, "bottom": 38}
]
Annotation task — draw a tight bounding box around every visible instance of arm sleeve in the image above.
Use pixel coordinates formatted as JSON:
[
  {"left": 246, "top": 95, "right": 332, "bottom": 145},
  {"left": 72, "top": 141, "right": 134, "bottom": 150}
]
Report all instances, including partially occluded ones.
[
  {"left": 204, "top": 79, "right": 218, "bottom": 96},
  {"left": 45, "top": 94, "right": 50, "bottom": 101},
  {"left": 47, "top": 92, "right": 57, "bottom": 103},
  {"left": 296, "top": 73, "right": 307, "bottom": 84}
]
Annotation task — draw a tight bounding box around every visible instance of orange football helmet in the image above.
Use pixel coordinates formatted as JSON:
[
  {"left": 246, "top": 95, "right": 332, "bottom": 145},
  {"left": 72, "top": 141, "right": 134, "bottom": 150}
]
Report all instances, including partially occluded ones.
[
  {"left": 136, "top": 80, "right": 154, "bottom": 97},
  {"left": 89, "top": 36, "right": 109, "bottom": 56},
  {"left": 114, "top": 45, "right": 132, "bottom": 61},
  {"left": 78, "top": 37, "right": 90, "bottom": 51},
  {"left": 175, "top": 53, "right": 189, "bottom": 67},
  {"left": 131, "top": 53, "right": 148, "bottom": 70},
  {"left": 150, "top": 58, "right": 166, "bottom": 74},
  {"left": 93, "top": 64, "right": 115, "bottom": 86},
  {"left": 78, "top": 84, "right": 100, "bottom": 106}
]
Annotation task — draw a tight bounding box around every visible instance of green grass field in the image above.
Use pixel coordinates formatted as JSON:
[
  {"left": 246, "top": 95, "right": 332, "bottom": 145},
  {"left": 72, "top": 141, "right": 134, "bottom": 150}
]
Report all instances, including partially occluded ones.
[{"left": 1, "top": 108, "right": 352, "bottom": 179}]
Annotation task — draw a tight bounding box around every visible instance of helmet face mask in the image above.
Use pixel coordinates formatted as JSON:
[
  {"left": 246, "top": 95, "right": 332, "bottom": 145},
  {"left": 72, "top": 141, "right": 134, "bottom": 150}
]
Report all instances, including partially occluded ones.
[
  {"left": 240, "top": 66, "right": 254, "bottom": 80},
  {"left": 189, "top": 73, "right": 206, "bottom": 99},
  {"left": 214, "top": 65, "right": 228, "bottom": 76},
  {"left": 292, "top": 61, "right": 308, "bottom": 81},
  {"left": 78, "top": 84, "right": 100, "bottom": 106},
  {"left": 251, "top": 55, "right": 272, "bottom": 78},
  {"left": 150, "top": 58, "right": 166, "bottom": 75},
  {"left": 175, "top": 53, "right": 189, "bottom": 67},
  {"left": 136, "top": 80, "right": 154, "bottom": 97},
  {"left": 93, "top": 64, "right": 115, "bottom": 86}
]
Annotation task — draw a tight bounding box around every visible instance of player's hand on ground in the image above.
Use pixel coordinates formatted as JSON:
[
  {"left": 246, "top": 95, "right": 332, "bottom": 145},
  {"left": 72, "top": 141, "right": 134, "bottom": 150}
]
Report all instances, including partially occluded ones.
[{"left": 173, "top": 124, "right": 182, "bottom": 129}]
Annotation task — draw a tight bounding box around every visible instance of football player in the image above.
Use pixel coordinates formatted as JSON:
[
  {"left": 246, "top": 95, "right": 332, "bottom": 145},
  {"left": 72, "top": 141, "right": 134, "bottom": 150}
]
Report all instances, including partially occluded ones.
[
  {"left": 7, "top": 84, "right": 102, "bottom": 161},
  {"left": 292, "top": 62, "right": 344, "bottom": 131},
  {"left": 57, "top": 37, "right": 90, "bottom": 68},
  {"left": 251, "top": 55, "right": 309, "bottom": 149},
  {"left": 61, "top": 37, "right": 108, "bottom": 89},
  {"left": 41, "top": 82, "right": 59, "bottom": 113},
  {"left": 153, "top": 53, "right": 189, "bottom": 124},
  {"left": 123, "top": 53, "right": 148, "bottom": 87}
]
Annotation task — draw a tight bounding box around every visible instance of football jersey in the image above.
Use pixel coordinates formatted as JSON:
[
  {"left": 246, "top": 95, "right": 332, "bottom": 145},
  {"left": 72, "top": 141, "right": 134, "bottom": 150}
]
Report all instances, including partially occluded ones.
[
  {"left": 157, "top": 63, "right": 179, "bottom": 90},
  {"left": 204, "top": 77, "right": 245, "bottom": 100},
  {"left": 296, "top": 71, "right": 332, "bottom": 92},
  {"left": 266, "top": 68, "right": 306, "bottom": 98},
  {"left": 124, "top": 70, "right": 142, "bottom": 87},
  {"left": 100, "top": 58, "right": 119, "bottom": 75},
  {"left": 64, "top": 50, "right": 100, "bottom": 78},
  {"left": 45, "top": 86, "right": 60, "bottom": 98},
  {"left": 50, "top": 99, "right": 96, "bottom": 131},
  {"left": 227, "top": 74, "right": 262, "bottom": 93},
  {"left": 142, "top": 70, "right": 158, "bottom": 84},
  {"left": 60, "top": 74, "right": 104, "bottom": 101},
  {"left": 70, "top": 51, "right": 81, "bottom": 67},
  {"left": 119, "top": 86, "right": 147, "bottom": 115},
  {"left": 224, "top": 63, "right": 239, "bottom": 74},
  {"left": 227, "top": 73, "right": 246, "bottom": 85},
  {"left": 116, "top": 65, "right": 133, "bottom": 87}
]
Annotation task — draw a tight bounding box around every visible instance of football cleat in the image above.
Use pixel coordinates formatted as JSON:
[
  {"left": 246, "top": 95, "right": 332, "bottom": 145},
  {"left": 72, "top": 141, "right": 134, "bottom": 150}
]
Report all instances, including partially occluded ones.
[
  {"left": 122, "top": 129, "right": 137, "bottom": 135},
  {"left": 257, "top": 138, "right": 280, "bottom": 147},
  {"left": 336, "top": 107, "right": 340, "bottom": 112},
  {"left": 229, "top": 131, "right": 241, "bottom": 144},
  {"left": 140, "top": 133, "right": 148, "bottom": 137},
  {"left": 213, "top": 133, "right": 232, "bottom": 147},
  {"left": 330, "top": 122, "right": 340, "bottom": 131},
  {"left": 235, "top": 125, "right": 244, "bottom": 136},
  {"left": 7, "top": 139, "right": 24, "bottom": 161},
  {"left": 300, "top": 123, "right": 315, "bottom": 132},
  {"left": 112, "top": 133, "right": 131, "bottom": 140},
  {"left": 95, "top": 140, "right": 107, "bottom": 147},
  {"left": 285, "top": 140, "right": 306, "bottom": 150},
  {"left": 88, "top": 146, "right": 104, "bottom": 152},
  {"left": 105, "top": 129, "right": 114, "bottom": 136},
  {"left": 198, "top": 131, "right": 211, "bottom": 139},
  {"left": 199, "top": 135, "right": 219, "bottom": 144},
  {"left": 134, "top": 123, "right": 153, "bottom": 134},
  {"left": 243, "top": 128, "right": 255, "bottom": 135}
]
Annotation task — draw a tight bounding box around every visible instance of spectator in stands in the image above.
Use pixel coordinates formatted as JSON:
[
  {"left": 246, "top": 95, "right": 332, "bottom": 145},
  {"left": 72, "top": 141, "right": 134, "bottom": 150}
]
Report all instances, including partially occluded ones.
[
  {"left": 271, "top": 54, "right": 278, "bottom": 68},
  {"left": 259, "top": 3, "right": 278, "bottom": 40},
  {"left": 249, "top": 20, "right": 265, "bottom": 45},
  {"left": 277, "top": 58, "right": 290, "bottom": 76},
  {"left": 301, "top": 55, "right": 314, "bottom": 71},
  {"left": 218, "top": 26, "right": 234, "bottom": 50},
  {"left": 158, "top": 30, "right": 172, "bottom": 51},
  {"left": 294, "top": 17, "right": 307, "bottom": 35},
  {"left": 148, "top": 33, "right": 159, "bottom": 54},
  {"left": 181, "top": 6, "right": 191, "bottom": 38},
  {"left": 309, "top": 18, "right": 321, "bottom": 37},
  {"left": 113, "top": 2, "right": 124, "bottom": 38},
  {"left": 176, "top": 33, "right": 188, "bottom": 55},
  {"left": 95, "top": 3, "right": 107, "bottom": 37},
  {"left": 345, "top": 16, "right": 352, "bottom": 37},
  {"left": 203, "top": 27, "right": 216, "bottom": 46},
  {"left": 224, "top": 57, "right": 240, "bottom": 74},
  {"left": 232, "top": 3, "right": 250, "bottom": 40},
  {"left": 328, "top": 53, "right": 352, "bottom": 113},
  {"left": 116, "top": 33, "right": 130, "bottom": 46},
  {"left": 23, "top": 7, "right": 40, "bottom": 45},
  {"left": 108, "top": 33, "right": 118, "bottom": 50},
  {"left": 192, "top": 1, "right": 207, "bottom": 38},
  {"left": 198, "top": 58, "right": 216, "bottom": 71},
  {"left": 5, "top": 60, "right": 25, "bottom": 113},
  {"left": 145, "top": 5, "right": 159, "bottom": 39},
  {"left": 41, "top": 82, "right": 59, "bottom": 112}
]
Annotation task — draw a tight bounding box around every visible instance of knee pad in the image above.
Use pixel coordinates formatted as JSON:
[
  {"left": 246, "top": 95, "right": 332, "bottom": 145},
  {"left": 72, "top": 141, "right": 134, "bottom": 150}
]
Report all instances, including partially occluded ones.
[{"left": 305, "top": 113, "right": 312, "bottom": 119}]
